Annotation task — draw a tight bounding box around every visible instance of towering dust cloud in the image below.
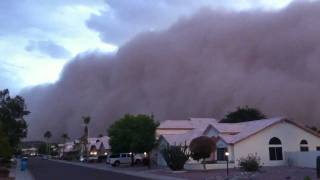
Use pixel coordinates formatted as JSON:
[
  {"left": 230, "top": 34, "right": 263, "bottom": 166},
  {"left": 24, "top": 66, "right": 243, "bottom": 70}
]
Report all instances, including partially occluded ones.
[{"left": 23, "top": 1, "right": 320, "bottom": 140}]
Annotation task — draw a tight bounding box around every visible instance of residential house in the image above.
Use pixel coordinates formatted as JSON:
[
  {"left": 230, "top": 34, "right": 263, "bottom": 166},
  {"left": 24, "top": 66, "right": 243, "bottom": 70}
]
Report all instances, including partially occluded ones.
[
  {"left": 59, "top": 140, "right": 80, "bottom": 157},
  {"left": 87, "top": 136, "right": 110, "bottom": 157},
  {"left": 156, "top": 117, "right": 320, "bottom": 167},
  {"left": 60, "top": 136, "right": 110, "bottom": 159}
]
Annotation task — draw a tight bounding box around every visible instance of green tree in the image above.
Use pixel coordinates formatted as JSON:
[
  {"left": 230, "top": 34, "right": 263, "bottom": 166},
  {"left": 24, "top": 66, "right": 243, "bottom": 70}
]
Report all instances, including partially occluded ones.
[
  {"left": 44, "top": 131, "right": 52, "bottom": 155},
  {"left": 220, "top": 106, "right": 266, "bottom": 123},
  {"left": 82, "top": 116, "right": 91, "bottom": 136},
  {"left": 61, "top": 133, "right": 70, "bottom": 143},
  {"left": 108, "top": 114, "right": 159, "bottom": 165},
  {"left": 61, "top": 133, "right": 70, "bottom": 156},
  {"left": 0, "top": 89, "right": 29, "bottom": 153},
  {"left": 0, "top": 123, "right": 13, "bottom": 162},
  {"left": 189, "top": 136, "right": 216, "bottom": 169}
]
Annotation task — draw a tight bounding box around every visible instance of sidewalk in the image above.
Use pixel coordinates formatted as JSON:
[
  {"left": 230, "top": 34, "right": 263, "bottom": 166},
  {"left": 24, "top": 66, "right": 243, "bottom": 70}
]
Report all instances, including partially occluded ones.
[
  {"left": 9, "top": 159, "right": 34, "bottom": 180},
  {"left": 50, "top": 159, "right": 186, "bottom": 180}
]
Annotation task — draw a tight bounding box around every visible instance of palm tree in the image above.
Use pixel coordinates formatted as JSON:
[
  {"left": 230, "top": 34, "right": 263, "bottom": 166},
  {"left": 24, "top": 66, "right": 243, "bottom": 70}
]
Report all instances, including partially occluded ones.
[
  {"left": 61, "top": 133, "right": 70, "bottom": 156},
  {"left": 44, "top": 130, "right": 52, "bottom": 155},
  {"left": 82, "top": 116, "right": 91, "bottom": 161},
  {"left": 83, "top": 116, "right": 91, "bottom": 136}
]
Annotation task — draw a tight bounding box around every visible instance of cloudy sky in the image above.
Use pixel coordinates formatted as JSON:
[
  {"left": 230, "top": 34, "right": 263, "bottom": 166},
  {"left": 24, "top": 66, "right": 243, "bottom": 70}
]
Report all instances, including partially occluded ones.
[{"left": 0, "top": 0, "right": 296, "bottom": 94}]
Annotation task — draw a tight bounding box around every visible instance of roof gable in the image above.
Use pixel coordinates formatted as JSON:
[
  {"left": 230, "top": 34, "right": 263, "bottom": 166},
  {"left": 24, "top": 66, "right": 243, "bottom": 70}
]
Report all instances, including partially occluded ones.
[
  {"left": 218, "top": 117, "right": 320, "bottom": 144},
  {"left": 221, "top": 117, "right": 284, "bottom": 144}
]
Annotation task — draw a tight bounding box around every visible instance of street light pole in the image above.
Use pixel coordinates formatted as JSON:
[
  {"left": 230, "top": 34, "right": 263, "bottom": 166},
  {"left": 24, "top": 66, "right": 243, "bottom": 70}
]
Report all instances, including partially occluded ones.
[{"left": 225, "top": 152, "right": 230, "bottom": 177}]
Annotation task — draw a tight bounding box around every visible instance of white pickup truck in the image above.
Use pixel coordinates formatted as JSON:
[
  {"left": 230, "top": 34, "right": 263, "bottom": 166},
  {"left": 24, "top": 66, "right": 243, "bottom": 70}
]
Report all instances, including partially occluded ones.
[{"left": 108, "top": 153, "right": 144, "bottom": 167}]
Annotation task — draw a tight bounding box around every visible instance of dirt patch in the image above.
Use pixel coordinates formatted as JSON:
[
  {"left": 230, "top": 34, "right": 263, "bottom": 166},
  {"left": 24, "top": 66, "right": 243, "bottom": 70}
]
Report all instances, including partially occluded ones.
[{"left": 152, "top": 166, "right": 317, "bottom": 180}]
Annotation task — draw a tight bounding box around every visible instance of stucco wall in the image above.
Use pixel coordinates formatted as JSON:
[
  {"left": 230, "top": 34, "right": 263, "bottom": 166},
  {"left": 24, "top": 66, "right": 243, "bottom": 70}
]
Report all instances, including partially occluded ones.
[
  {"left": 233, "top": 121, "right": 320, "bottom": 166},
  {"left": 286, "top": 151, "right": 320, "bottom": 168},
  {"left": 204, "top": 126, "right": 235, "bottom": 161},
  {"left": 204, "top": 127, "right": 220, "bottom": 137}
]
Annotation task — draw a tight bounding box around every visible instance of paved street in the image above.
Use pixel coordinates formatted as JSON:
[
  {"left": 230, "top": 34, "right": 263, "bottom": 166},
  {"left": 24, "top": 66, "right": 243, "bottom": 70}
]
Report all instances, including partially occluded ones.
[{"left": 28, "top": 158, "right": 150, "bottom": 180}]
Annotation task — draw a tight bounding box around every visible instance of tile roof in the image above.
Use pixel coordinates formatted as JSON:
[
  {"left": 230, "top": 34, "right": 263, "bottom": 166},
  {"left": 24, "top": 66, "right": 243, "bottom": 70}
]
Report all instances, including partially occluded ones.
[
  {"left": 218, "top": 117, "right": 284, "bottom": 144},
  {"left": 159, "top": 117, "right": 287, "bottom": 145},
  {"left": 88, "top": 136, "right": 110, "bottom": 149},
  {"left": 158, "top": 118, "right": 218, "bottom": 129}
]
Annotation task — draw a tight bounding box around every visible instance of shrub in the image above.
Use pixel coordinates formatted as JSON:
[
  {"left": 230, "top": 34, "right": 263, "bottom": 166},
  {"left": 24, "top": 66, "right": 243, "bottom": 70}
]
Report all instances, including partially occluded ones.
[
  {"left": 238, "top": 153, "right": 261, "bottom": 172},
  {"left": 142, "top": 157, "right": 150, "bottom": 166},
  {"left": 304, "top": 176, "right": 311, "bottom": 180},
  {"left": 161, "top": 144, "right": 190, "bottom": 171}
]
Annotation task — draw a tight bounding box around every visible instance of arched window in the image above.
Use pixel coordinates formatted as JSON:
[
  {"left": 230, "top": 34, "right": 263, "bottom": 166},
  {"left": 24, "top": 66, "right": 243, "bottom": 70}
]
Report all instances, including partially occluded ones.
[
  {"left": 300, "top": 139, "right": 309, "bottom": 152},
  {"left": 269, "top": 137, "right": 283, "bottom": 161},
  {"left": 269, "top": 137, "right": 282, "bottom": 145}
]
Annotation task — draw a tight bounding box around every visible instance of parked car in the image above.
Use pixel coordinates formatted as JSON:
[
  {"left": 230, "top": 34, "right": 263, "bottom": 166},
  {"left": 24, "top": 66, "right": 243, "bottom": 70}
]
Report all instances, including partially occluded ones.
[
  {"left": 108, "top": 153, "right": 143, "bottom": 167},
  {"left": 134, "top": 154, "right": 144, "bottom": 165},
  {"left": 87, "top": 155, "right": 98, "bottom": 162}
]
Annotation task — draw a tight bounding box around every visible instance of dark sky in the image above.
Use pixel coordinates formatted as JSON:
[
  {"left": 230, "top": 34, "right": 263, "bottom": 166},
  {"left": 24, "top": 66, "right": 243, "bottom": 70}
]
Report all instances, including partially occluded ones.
[
  {"left": 0, "top": 0, "right": 292, "bottom": 94},
  {"left": 16, "top": 1, "right": 320, "bottom": 141}
]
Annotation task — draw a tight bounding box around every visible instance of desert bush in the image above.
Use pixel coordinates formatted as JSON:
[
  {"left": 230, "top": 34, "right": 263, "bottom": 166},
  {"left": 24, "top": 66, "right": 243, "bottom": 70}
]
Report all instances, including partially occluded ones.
[
  {"left": 161, "top": 144, "right": 190, "bottom": 171},
  {"left": 238, "top": 153, "right": 261, "bottom": 172}
]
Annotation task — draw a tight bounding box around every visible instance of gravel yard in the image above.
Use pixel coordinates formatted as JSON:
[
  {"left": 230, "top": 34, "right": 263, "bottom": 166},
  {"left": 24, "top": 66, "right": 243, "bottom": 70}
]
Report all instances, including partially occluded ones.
[{"left": 152, "top": 166, "right": 317, "bottom": 180}]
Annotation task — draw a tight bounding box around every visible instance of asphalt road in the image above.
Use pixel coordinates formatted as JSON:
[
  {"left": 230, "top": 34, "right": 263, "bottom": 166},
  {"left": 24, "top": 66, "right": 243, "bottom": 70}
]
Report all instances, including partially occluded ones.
[{"left": 28, "top": 158, "right": 149, "bottom": 180}]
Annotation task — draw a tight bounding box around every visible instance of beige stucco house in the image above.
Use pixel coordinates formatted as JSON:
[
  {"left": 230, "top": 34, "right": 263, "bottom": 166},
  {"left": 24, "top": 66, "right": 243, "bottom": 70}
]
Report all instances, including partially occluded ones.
[
  {"left": 87, "top": 136, "right": 111, "bottom": 156},
  {"left": 156, "top": 117, "right": 320, "bottom": 167},
  {"left": 61, "top": 136, "right": 110, "bottom": 158}
]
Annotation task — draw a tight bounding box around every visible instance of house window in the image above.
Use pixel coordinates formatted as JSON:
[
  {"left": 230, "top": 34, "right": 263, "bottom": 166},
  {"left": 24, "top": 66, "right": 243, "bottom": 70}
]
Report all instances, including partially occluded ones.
[
  {"left": 300, "top": 139, "right": 309, "bottom": 152},
  {"left": 317, "top": 146, "right": 320, "bottom": 151},
  {"left": 269, "top": 137, "right": 283, "bottom": 161},
  {"left": 217, "top": 148, "right": 227, "bottom": 161}
]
